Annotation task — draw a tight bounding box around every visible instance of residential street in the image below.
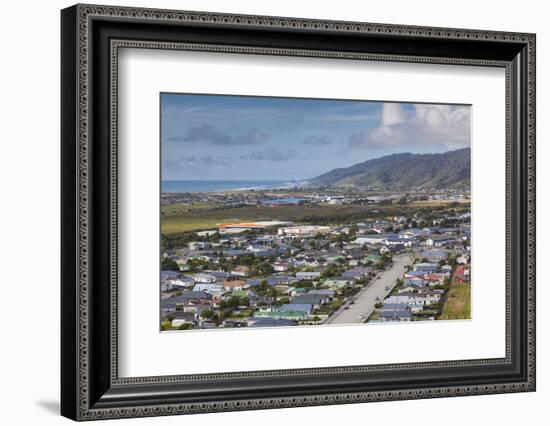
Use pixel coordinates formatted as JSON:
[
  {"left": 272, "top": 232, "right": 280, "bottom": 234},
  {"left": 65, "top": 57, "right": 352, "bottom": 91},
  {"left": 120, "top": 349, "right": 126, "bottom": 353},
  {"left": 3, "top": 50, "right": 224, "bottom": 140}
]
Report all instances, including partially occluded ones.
[{"left": 324, "top": 254, "right": 413, "bottom": 325}]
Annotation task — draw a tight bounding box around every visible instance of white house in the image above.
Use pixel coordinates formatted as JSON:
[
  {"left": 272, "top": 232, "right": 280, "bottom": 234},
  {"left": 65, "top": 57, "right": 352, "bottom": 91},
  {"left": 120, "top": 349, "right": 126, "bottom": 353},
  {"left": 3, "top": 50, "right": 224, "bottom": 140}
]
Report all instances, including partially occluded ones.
[
  {"left": 273, "top": 261, "right": 290, "bottom": 272},
  {"left": 231, "top": 265, "right": 250, "bottom": 277},
  {"left": 192, "top": 283, "right": 225, "bottom": 294},
  {"left": 188, "top": 241, "right": 212, "bottom": 251},
  {"left": 296, "top": 271, "right": 321, "bottom": 280},
  {"left": 193, "top": 273, "right": 217, "bottom": 283}
]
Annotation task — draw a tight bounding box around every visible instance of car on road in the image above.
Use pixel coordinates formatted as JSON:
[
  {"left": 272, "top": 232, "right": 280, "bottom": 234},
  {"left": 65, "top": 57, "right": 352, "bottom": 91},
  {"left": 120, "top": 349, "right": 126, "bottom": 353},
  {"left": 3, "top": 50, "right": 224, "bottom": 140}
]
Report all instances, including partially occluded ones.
[
  {"left": 375, "top": 296, "right": 380, "bottom": 301},
  {"left": 358, "top": 314, "right": 365, "bottom": 319},
  {"left": 384, "top": 286, "right": 390, "bottom": 291}
]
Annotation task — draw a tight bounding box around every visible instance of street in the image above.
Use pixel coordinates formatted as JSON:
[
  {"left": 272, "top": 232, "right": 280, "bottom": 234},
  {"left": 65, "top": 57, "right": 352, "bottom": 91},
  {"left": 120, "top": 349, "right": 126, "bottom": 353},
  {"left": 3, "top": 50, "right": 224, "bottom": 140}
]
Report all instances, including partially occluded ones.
[{"left": 323, "top": 254, "right": 413, "bottom": 325}]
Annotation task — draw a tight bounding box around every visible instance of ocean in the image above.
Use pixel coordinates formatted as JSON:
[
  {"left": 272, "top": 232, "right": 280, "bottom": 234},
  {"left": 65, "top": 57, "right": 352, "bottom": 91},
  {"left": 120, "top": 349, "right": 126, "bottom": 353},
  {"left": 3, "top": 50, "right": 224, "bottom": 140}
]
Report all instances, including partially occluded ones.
[{"left": 161, "top": 180, "right": 296, "bottom": 193}]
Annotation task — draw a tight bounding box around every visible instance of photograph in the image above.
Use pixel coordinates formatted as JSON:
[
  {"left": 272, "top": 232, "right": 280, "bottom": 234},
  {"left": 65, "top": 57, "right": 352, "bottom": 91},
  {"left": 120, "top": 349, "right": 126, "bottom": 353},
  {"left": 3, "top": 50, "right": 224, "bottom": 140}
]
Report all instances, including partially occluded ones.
[
  {"left": 57, "top": 3, "right": 536, "bottom": 420},
  {"left": 160, "top": 93, "right": 472, "bottom": 331}
]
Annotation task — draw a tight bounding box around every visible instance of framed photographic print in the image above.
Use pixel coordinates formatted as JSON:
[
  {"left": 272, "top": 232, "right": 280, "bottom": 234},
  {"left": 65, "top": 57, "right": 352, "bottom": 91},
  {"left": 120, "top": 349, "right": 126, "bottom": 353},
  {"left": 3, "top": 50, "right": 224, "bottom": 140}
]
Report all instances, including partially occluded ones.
[{"left": 61, "top": 4, "right": 536, "bottom": 421}]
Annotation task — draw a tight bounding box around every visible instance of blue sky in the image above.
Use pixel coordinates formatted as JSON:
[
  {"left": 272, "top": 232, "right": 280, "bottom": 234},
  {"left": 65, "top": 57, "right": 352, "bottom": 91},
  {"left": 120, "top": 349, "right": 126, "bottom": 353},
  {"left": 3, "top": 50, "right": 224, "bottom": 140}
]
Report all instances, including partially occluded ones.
[{"left": 161, "top": 93, "right": 471, "bottom": 180}]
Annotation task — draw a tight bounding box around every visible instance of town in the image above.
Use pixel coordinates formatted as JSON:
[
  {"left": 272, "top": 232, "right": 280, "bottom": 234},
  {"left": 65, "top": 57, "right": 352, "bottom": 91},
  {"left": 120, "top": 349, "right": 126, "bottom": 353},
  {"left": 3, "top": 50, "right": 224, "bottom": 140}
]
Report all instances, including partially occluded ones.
[{"left": 160, "top": 188, "right": 471, "bottom": 331}]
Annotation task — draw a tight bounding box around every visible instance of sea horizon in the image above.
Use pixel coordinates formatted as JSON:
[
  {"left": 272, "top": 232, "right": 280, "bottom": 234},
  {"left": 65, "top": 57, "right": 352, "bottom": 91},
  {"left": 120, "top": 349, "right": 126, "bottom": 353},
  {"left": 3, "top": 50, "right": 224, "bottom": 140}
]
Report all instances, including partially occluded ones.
[{"left": 161, "top": 179, "right": 303, "bottom": 194}]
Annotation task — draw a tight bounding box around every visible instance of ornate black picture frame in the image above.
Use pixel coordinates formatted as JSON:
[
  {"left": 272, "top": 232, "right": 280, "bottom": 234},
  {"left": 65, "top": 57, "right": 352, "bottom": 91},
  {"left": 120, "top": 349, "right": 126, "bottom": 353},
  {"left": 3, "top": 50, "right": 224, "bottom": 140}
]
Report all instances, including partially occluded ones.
[{"left": 61, "top": 4, "right": 536, "bottom": 421}]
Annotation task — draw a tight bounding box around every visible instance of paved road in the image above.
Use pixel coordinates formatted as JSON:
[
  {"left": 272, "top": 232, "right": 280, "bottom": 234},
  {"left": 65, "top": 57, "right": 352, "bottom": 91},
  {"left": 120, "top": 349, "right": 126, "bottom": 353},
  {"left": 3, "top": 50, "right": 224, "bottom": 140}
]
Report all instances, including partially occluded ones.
[{"left": 324, "top": 254, "right": 413, "bottom": 325}]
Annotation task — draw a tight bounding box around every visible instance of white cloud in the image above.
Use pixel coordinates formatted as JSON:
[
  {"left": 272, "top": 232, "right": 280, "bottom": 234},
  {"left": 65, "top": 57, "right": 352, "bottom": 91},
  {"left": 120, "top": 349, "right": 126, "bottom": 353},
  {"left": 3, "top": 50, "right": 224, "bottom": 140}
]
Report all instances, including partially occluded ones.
[
  {"left": 381, "top": 103, "right": 409, "bottom": 126},
  {"left": 349, "top": 103, "right": 471, "bottom": 151}
]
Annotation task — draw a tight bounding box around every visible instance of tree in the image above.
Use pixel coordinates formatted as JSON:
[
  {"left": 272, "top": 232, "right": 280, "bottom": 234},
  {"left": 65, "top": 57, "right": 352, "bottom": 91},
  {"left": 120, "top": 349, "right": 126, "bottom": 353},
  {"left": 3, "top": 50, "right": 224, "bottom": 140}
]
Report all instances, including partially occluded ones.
[
  {"left": 162, "top": 257, "right": 179, "bottom": 271},
  {"left": 177, "top": 323, "right": 192, "bottom": 330},
  {"left": 201, "top": 309, "right": 214, "bottom": 319},
  {"left": 253, "top": 262, "right": 274, "bottom": 276}
]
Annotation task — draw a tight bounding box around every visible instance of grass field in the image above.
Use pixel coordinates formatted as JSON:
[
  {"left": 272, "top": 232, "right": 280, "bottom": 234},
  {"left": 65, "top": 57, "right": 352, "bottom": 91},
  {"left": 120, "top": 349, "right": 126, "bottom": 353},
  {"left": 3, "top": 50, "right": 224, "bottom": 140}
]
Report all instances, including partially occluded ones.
[
  {"left": 161, "top": 203, "right": 378, "bottom": 234},
  {"left": 160, "top": 199, "right": 471, "bottom": 235},
  {"left": 409, "top": 199, "right": 470, "bottom": 208},
  {"left": 439, "top": 283, "right": 471, "bottom": 320}
]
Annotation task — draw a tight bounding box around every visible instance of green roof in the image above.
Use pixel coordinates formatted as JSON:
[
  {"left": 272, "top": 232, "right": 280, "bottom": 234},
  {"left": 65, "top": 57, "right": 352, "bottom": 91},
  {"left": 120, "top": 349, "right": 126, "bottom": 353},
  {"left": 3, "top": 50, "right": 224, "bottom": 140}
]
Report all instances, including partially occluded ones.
[
  {"left": 366, "top": 254, "right": 382, "bottom": 261},
  {"left": 255, "top": 311, "right": 307, "bottom": 320}
]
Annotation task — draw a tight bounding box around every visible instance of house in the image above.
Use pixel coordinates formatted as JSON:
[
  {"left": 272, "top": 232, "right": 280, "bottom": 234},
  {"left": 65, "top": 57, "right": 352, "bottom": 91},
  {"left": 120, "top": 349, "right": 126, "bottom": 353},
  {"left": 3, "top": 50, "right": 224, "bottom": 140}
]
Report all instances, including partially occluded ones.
[
  {"left": 192, "top": 283, "right": 225, "bottom": 294},
  {"left": 307, "top": 289, "right": 336, "bottom": 298},
  {"left": 252, "top": 248, "right": 279, "bottom": 258},
  {"left": 342, "top": 267, "right": 372, "bottom": 279},
  {"left": 193, "top": 273, "right": 217, "bottom": 283},
  {"left": 231, "top": 265, "right": 250, "bottom": 277},
  {"left": 379, "top": 310, "right": 412, "bottom": 322},
  {"left": 223, "top": 249, "right": 249, "bottom": 258},
  {"left": 175, "top": 304, "right": 210, "bottom": 316},
  {"left": 208, "top": 271, "right": 234, "bottom": 282},
  {"left": 161, "top": 274, "right": 195, "bottom": 291},
  {"left": 423, "top": 274, "right": 446, "bottom": 286},
  {"left": 221, "top": 320, "right": 249, "bottom": 328},
  {"left": 325, "top": 277, "right": 354, "bottom": 289},
  {"left": 291, "top": 294, "right": 327, "bottom": 309},
  {"left": 277, "top": 225, "right": 331, "bottom": 236},
  {"left": 188, "top": 241, "right": 212, "bottom": 251},
  {"left": 354, "top": 235, "right": 388, "bottom": 245},
  {"left": 255, "top": 305, "right": 277, "bottom": 313},
  {"left": 273, "top": 261, "right": 290, "bottom": 272},
  {"left": 425, "top": 235, "right": 456, "bottom": 247},
  {"left": 254, "top": 310, "right": 308, "bottom": 321},
  {"left": 274, "top": 284, "right": 292, "bottom": 295},
  {"left": 269, "top": 275, "right": 299, "bottom": 286},
  {"left": 441, "top": 264, "right": 453, "bottom": 274},
  {"left": 161, "top": 292, "right": 213, "bottom": 312},
  {"left": 161, "top": 270, "right": 181, "bottom": 281},
  {"left": 248, "top": 293, "right": 274, "bottom": 306},
  {"left": 247, "top": 317, "right": 297, "bottom": 327},
  {"left": 364, "top": 254, "right": 382, "bottom": 264},
  {"left": 454, "top": 265, "right": 470, "bottom": 283},
  {"left": 164, "top": 311, "right": 196, "bottom": 328},
  {"left": 289, "top": 287, "right": 309, "bottom": 297},
  {"left": 245, "top": 276, "right": 298, "bottom": 288},
  {"left": 403, "top": 277, "right": 427, "bottom": 287},
  {"left": 379, "top": 303, "right": 411, "bottom": 314},
  {"left": 296, "top": 271, "right": 321, "bottom": 280},
  {"left": 385, "top": 293, "right": 424, "bottom": 306},
  {"left": 413, "top": 263, "right": 439, "bottom": 274},
  {"left": 278, "top": 303, "right": 313, "bottom": 316},
  {"left": 421, "top": 292, "right": 443, "bottom": 304},
  {"left": 420, "top": 249, "right": 449, "bottom": 262},
  {"left": 388, "top": 291, "right": 441, "bottom": 306},
  {"left": 223, "top": 280, "right": 247, "bottom": 291}
]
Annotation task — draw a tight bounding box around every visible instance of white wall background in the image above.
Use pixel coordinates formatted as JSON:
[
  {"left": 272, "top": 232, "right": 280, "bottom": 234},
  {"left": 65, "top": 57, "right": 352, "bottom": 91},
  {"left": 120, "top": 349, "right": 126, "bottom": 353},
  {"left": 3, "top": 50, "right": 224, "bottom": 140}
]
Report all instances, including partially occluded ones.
[{"left": 0, "top": 0, "right": 546, "bottom": 424}]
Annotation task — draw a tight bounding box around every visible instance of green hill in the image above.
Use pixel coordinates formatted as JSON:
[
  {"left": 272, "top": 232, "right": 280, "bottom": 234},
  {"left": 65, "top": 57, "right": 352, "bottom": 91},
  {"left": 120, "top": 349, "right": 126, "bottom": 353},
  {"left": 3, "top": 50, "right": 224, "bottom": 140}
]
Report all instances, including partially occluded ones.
[{"left": 309, "top": 148, "right": 470, "bottom": 189}]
